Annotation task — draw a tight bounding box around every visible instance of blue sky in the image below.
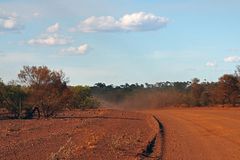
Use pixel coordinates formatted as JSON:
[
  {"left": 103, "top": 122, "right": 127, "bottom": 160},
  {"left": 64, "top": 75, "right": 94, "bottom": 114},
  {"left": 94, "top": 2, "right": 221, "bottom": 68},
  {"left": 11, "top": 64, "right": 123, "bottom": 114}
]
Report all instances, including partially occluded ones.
[{"left": 0, "top": 0, "right": 240, "bottom": 85}]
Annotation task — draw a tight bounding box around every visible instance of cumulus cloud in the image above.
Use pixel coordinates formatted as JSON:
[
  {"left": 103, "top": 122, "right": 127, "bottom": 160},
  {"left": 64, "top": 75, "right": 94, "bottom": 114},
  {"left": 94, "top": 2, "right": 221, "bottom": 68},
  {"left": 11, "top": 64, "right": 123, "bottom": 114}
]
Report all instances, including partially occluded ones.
[
  {"left": 206, "top": 62, "right": 216, "bottom": 67},
  {"left": 28, "top": 34, "right": 71, "bottom": 46},
  {"left": 71, "top": 12, "right": 169, "bottom": 32},
  {"left": 224, "top": 56, "right": 240, "bottom": 62},
  {"left": 61, "top": 44, "right": 90, "bottom": 55},
  {"left": 0, "top": 10, "right": 23, "bottom": 33},
  {"left": 47, "top": 23, "right": 60, "bottom": 33}
]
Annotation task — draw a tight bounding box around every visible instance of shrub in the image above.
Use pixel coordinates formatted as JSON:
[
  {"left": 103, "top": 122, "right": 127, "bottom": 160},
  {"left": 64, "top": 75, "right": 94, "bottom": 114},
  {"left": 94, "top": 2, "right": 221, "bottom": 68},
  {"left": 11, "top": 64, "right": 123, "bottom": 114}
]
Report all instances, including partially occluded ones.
[
  {"left": 18, "top": 66, "right": 71, "bottom": 117},
  {"left": 70, "top": 86, "right": 100, "bottom": 109},
  {"left": 0, "top": 83, "right": 27, "bottom": 118}
]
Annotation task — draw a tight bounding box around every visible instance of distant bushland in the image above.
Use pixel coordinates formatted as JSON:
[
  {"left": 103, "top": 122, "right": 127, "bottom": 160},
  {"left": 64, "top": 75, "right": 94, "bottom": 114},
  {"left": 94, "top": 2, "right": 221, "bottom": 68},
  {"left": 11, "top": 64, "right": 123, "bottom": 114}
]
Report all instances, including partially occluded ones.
[
  {"left": 91, "top": 66, "right": 240, "bottom": 108},
  {"left": 1, "top": 65, "right": 240, "bottom": 119}
]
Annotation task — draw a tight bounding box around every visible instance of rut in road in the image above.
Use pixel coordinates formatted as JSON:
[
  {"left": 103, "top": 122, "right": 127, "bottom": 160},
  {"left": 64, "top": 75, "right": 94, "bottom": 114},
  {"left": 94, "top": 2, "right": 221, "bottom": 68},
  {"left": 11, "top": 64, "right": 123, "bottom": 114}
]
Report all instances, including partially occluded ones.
[{"left": 140, "top": 115, "right": 165, "bottom": 160}]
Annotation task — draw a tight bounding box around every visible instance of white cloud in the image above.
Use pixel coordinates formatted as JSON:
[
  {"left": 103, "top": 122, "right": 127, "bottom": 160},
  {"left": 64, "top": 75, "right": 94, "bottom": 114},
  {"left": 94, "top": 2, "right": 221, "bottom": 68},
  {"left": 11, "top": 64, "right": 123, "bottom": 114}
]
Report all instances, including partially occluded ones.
[
  {"left": 72, "top": 12, "right": 169, "bottom": 32},
  {"left": 28, "top": 34, "right": 71, "bottom": 46},
  {"left": 0, "top": 10, "right": 23, "bottom": 33},
  {"left": 120, "top": 12, "right": 168, "bottom": 31},
  {"left": 3, "top": 18, "right": 17, "bottom": 29},
  {"left": 47, "top": 23, "right": 60, "bottom": 33},
  {"left": 61, "top": 44, "right": 90, "bottom": 55},
  {"left": 206, "top": 62, "right": 216, "bottom": 67},
  {"left": 224, "top": 56, "right": 240, "bottom": 62}
]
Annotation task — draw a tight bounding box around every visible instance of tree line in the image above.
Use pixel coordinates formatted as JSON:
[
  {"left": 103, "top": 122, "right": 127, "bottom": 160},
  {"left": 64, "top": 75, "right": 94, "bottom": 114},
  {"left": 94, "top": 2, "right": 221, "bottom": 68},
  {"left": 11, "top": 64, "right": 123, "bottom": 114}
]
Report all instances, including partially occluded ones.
[
  {"left": 92, "top": 66, "right": 240, "bottom": 108},
  {"left": 1, "top": 65, "right": 240, "bottom": 119}
]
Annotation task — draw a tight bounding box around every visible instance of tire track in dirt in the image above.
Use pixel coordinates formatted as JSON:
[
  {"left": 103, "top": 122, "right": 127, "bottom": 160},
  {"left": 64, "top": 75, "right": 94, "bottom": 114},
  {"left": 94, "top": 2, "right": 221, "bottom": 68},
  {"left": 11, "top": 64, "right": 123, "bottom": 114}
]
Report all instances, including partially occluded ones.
[
  {"left": 140, "top": 115, "right": 165, "bottom": 160},
  {"left": 153, "top": 116, "right": 165, "bottom": 160}
]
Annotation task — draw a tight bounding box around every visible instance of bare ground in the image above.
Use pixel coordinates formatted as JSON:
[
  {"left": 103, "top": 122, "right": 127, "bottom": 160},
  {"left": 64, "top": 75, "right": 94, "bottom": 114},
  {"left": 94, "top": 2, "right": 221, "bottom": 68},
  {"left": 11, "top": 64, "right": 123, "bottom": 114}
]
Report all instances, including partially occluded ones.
[
  {"left": 0, "top": 109, "right": 157, "bottom": 160},
  {"left": 1, "top": 107, "right": 240, "bottom": 160}
]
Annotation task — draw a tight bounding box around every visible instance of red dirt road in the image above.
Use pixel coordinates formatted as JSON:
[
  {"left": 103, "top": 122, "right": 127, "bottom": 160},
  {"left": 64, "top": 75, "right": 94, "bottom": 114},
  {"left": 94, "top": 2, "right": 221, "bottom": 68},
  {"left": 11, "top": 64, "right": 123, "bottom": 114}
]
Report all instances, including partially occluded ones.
[
  {"left": 1, "top": 108, "right": 240, "bottom": 160},
  {"left": 151, "top": 108, "right": 240, "bottom": 160}
]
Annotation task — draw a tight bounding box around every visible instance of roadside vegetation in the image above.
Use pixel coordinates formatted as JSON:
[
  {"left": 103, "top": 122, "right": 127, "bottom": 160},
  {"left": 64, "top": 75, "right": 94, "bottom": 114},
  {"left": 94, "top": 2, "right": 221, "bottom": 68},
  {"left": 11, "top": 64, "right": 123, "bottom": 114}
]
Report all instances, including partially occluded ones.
[
  {"left": 0, "top": 65, "right": 240, "bottom": 119},
  {"left": 0, "top": 66, "right": 99, "bottom": 119}
]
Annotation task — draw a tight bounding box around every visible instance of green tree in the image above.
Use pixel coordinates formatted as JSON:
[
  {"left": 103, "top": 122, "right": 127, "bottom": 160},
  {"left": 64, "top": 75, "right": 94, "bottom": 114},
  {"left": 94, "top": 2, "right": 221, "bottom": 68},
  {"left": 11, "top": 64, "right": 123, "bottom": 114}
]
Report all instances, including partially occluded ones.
[
  {"left": 70, "top": 86, "right": 99, "bottom": 109},
  {"left": 0, "top": 81, "right": 27, "bottom": 118}
]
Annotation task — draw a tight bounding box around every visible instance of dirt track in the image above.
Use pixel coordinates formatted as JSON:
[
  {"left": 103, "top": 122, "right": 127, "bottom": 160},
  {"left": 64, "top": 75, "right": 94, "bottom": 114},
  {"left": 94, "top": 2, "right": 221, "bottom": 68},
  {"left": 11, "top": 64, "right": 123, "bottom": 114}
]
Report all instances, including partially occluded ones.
[
  {"left": 1, "top": 108, "right": 240, "bottom": 160},
  {"left": 151, "top": 108, "right": 240, "bottom": 160}
]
